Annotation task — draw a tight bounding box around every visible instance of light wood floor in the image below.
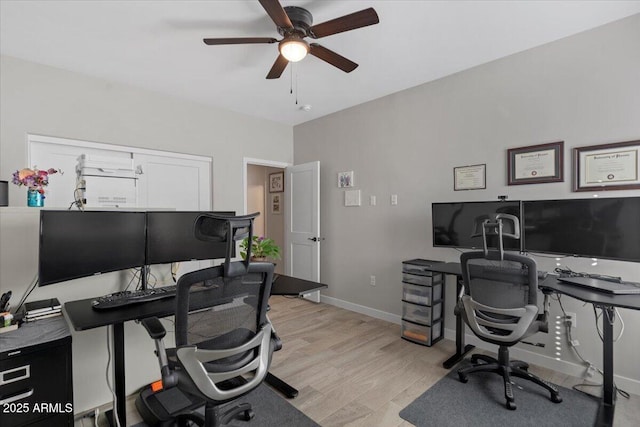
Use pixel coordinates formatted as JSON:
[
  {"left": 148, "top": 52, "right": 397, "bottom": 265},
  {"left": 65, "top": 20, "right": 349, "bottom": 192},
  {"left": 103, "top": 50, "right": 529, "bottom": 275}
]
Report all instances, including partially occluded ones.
[{"left": 76, "top": 296, "right": 639, "bottom": 426}]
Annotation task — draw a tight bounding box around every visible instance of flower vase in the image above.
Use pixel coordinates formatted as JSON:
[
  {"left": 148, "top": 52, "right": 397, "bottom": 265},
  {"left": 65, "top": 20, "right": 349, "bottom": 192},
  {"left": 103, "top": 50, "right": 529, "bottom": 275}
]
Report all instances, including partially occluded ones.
[{"left": 27, "top": 189, "right": 44, "bottom": 207}]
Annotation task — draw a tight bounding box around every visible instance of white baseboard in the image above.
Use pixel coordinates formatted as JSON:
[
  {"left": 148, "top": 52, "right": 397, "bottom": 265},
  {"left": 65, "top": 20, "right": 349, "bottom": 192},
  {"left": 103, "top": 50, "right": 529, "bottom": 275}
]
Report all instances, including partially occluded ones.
[
  {"left": 318, "top": 295, "right": 640, "bottom": 396},
  {"left": 320, "top": 295, "right": 402, "bottom": 324}
]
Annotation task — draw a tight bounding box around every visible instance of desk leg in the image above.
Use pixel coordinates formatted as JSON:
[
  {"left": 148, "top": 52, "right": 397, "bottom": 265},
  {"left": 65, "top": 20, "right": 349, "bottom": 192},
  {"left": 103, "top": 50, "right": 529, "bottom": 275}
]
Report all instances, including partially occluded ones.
[
  {"left": 595, "top": 306, "right": 616, "bottom": 427},
  {"left": 106, "top": 323, "right": 127, "bottom": 427},
  {"left": 443, "top": 275, "right": 475, "bottom": 369}
]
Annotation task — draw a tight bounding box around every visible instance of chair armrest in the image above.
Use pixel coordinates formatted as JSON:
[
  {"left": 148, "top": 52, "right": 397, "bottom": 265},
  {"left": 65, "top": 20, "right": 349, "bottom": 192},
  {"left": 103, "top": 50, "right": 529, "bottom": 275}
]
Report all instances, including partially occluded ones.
[{"left": 140, "top": 317, "right": 166, "bottom": 340}]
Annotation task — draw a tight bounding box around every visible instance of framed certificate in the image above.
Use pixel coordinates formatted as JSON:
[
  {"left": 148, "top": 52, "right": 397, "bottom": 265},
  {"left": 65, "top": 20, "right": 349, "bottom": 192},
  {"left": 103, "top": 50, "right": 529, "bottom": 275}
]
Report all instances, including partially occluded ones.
[
  {"left": 454, "top": 164, "right": 486, "bottom": 191},
  {"left": 508, "top": 141, "right": 564, "bottom": 185},
  {"left": 573, "top": 140, "right": 640, "bottom": 192}
]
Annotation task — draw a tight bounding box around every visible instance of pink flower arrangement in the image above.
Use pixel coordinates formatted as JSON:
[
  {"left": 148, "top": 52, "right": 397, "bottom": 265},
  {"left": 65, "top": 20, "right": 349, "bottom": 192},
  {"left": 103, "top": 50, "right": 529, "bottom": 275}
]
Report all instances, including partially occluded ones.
[{"left": 12, "top": 167, "right": 61, "bottom": 196}]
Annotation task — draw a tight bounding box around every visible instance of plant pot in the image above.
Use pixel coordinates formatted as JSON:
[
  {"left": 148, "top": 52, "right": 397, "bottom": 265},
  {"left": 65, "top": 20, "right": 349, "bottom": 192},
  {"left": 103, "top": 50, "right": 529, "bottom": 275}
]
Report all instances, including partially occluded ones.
[
  {"left": 27, "top": 189, "right": 44, "bottom": 207},
  {"left": 250, "top": 256, "right": 267, "bottom": 262}
]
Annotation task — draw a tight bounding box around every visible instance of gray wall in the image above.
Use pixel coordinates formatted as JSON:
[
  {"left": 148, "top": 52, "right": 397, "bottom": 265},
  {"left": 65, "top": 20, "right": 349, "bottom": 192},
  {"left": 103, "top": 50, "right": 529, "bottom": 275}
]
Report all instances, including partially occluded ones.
[
  {"left": 294, "top": 15, "right": 640, "bottom": 391},
  {"left": 0, "top": 55, "right": 293, "bottom": 412}
]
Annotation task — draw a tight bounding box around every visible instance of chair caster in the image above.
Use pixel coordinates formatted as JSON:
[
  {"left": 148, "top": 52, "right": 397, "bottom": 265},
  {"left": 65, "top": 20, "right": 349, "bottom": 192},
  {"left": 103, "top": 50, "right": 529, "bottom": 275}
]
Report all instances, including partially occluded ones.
[
  {"left": 242, "top": 409, "right": 255, "bottom": 421},
  {"left": 506, "top": 400, "right": 517, "bottom": 410},
  {"left": 551, "top": 393, "right": 562, "bottom": 403},
  {"left": 458, "top": 372, "right": 468, "bottom": 383}
]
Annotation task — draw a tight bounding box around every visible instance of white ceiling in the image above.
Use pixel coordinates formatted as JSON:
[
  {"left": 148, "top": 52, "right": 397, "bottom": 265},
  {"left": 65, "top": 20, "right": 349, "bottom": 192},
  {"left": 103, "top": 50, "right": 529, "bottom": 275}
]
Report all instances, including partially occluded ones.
[{"left": 1, "top": 1, "right": 639, "bottom": 126}]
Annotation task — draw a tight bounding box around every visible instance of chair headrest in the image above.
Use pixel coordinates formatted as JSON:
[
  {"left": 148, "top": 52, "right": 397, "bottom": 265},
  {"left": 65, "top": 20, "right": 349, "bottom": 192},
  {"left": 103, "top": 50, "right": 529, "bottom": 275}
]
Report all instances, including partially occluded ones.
[{"left": 194, "top": 212, "right": 261, "bottom": 277}]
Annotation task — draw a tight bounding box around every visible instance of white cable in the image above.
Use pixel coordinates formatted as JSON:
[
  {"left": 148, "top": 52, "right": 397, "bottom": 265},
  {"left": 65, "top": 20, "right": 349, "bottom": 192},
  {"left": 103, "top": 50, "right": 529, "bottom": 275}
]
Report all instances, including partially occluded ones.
[
  {"left": 613, "top": 307, "right": 624, "bottom": 342},
  {"left": 105, "top": 327, "right": 121, "bottom": 427}
]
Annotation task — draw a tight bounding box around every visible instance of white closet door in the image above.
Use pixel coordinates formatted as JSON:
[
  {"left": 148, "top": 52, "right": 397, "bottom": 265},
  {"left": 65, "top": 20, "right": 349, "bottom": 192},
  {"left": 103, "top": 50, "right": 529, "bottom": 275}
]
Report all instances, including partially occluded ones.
[
  {"left": 134, "top": 154, "right": 211, "bottom": 210},
  {"left": 29, "top": 141, "right": 132, "bottom": 208}
]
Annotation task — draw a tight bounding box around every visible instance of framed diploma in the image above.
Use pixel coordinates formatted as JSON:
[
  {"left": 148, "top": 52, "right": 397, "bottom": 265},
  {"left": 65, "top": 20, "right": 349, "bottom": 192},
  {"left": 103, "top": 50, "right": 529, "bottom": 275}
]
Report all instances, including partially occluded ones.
[
  {"left": 454, "top": 164, "right": 486, "bottom": 191},
  {"left": 508, "top": 141, "right": 564, "bottom": 185},
  {"left": 573, "top": 140, "right": 640, "bottom": 192}
]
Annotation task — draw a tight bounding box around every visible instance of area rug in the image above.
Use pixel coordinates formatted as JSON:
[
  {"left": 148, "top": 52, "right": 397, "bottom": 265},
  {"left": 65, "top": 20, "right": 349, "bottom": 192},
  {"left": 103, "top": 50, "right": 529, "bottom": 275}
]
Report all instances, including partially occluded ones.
[
  {"left": 400, "top": 362, "right": 599, "bottom": 427},
  {"left": 132, "top": 383, "right": 319, "bottom": 427}
]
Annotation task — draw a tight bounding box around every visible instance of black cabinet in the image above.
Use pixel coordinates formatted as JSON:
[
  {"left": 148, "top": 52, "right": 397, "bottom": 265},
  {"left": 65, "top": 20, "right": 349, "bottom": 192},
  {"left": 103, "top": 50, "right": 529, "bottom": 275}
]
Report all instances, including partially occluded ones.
[
  {"left": 0, "top": 316, "right": 73, "bottom": 427},
  {"left": 401, "top": 259, "right": 444, "bottom": 346}
]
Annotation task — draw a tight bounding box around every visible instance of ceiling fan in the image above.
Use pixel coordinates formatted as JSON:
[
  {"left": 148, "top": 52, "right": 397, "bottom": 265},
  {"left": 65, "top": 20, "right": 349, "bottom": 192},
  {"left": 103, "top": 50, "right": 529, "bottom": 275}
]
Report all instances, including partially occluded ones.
[{"left": 203, "top": 0, "right": 379, "bottom": 79}]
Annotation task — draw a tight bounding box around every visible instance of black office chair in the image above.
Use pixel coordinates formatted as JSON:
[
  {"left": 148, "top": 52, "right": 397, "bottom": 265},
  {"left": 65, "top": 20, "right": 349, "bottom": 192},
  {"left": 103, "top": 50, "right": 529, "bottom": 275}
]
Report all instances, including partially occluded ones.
[
  {"left": 456, "top": 214, "right": 562, "bottom": 410},
  {"left": 136, "top": 213, "right": 278, "bottom": 426}
]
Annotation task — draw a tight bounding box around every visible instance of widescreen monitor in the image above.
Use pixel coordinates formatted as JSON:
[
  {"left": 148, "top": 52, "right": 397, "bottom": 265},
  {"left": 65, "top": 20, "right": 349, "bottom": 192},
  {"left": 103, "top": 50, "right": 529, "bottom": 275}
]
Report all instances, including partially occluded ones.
[
  {"left": 432, "top": 201, "right": 521, "bottom": 250},
  {"left": 39, "top": 210, "right": 147, "bottom": 286},
  {"left": 522, "top": 197, "right": 640, "bottom": 262},
  {"left": 145, "top": 211, "right": 235, "bottom": 265}
]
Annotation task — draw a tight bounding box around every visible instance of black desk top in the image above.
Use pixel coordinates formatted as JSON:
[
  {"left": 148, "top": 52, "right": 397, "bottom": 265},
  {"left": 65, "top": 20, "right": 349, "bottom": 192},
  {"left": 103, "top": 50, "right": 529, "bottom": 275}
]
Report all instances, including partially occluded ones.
[
  {"left": 404, "top": 260, "right": 640, "bottom": 311},
  {"left": 540, "top": 276, "right": 640, "bottom": 311},
  {"left": 64, "top": 274, "right": 328, "bottom": 331},
  {"left": 271, "top": 274, "right": 327, "bottom": 296}
]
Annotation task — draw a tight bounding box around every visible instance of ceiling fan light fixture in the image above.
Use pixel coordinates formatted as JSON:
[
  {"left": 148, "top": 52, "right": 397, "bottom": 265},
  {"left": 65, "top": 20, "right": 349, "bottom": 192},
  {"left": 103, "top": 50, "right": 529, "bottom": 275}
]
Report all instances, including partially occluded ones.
[{"left": 279, "top": 37, "right": 309, "bottom": 62}]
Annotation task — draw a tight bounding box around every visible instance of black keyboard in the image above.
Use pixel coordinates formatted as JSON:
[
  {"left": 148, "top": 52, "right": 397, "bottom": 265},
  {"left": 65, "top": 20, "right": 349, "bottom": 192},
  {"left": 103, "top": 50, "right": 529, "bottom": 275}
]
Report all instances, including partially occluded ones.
[{"left": 91, "top": 285, "right": 177, "bottom": 310}]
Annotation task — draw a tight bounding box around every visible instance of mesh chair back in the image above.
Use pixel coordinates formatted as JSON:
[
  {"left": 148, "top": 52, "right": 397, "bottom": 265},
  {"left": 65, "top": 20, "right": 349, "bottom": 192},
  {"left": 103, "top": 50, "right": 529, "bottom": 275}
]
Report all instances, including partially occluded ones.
[
  {"left": 460, "top": 251, "right": 540, "bottom": 344},
  {"left": 175, "top": 263, "right": 272, "bottom": 347},
  {"left": 172, "top": 261, "right": 274, "bottom": 402}
]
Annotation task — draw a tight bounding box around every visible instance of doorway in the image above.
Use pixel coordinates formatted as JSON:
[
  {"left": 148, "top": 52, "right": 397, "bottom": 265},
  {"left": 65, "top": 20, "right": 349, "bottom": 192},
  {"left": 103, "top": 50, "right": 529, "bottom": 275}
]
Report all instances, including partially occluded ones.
[{"left": 244, "top": 159, "right": 288, "bottom": 275}]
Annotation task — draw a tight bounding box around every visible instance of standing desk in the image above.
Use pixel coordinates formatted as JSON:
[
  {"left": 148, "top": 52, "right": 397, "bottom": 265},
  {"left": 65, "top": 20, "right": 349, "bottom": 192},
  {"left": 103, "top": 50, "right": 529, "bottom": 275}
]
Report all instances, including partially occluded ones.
[
  {"left": 420, "top": 260, "right": 640, "bottom": 427},
  {"left": 63, "top": 274, "right": 327, "bottom": 427},
  {"left": 539, "top": 276, "right": 640, "bottom": 427}
]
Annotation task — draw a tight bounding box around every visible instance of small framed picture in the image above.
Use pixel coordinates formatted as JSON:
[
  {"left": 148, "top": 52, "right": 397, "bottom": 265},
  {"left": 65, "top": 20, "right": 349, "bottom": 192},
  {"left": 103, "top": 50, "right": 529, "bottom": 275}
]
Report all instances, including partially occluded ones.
[
  {"left": 573, "top": 140, "right": 640, "bottom": 192},
  {"left": 271, "top": 194, "right": 281, "bottom": 214},
  {"left": 337, "top": 171, "right": 354, "bottom": 188},
  {"left": 508, "top": 141, "right": 564, "bottom": 185},
  {"left": 269, "top": 172, "right": 284, "bottom": 193},
  {"left": 454, "top": 164, "right": 486, "bottom": 191}
]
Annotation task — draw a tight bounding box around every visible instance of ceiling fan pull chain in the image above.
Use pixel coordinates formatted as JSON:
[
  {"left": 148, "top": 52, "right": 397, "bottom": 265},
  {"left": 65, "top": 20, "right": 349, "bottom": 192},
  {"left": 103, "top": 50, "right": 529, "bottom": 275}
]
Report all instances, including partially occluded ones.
[
  {"left": 290, "top": 64, "right": 293, "bottom": 94},
  {"left": 295, "top": 67, "right": 299, "bottom": 105}
]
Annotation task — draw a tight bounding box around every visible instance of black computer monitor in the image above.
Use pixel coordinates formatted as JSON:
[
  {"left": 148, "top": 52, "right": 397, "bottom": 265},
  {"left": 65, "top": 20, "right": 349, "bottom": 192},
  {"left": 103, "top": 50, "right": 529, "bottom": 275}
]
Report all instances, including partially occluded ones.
[
  {"left": 39, "top": 210, "right": 147, "bottom": 286},
  {"left": 432, "top": 201, "right": 522, "bottom": 250},
  {"left": 145, "top": 211, "right": 235, "bottom": 265},
  {"left": 522, "top": 197, "right": 640, "bottom": 262}
]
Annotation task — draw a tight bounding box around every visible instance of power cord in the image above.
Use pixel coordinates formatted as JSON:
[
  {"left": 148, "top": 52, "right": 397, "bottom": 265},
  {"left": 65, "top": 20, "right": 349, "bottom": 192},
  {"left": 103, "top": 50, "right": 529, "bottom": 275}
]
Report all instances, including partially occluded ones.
[
  {"left": 554, "top": 295, "right": 629, "bottom": 400},
  {"left": 105, "top": 327, "right": 122, "bottom": 427},
  {"left": 14, "top": 274, "right": 39, "bottom": 314}
]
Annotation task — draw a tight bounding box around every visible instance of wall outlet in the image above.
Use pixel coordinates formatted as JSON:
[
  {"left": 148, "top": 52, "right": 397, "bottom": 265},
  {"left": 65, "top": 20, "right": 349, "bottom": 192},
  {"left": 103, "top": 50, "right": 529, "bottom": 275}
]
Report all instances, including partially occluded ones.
[
  {"left": 370, "top": 275, "right": 376, "bottom": 286},
  {"left": 565, "top": 312, "right": 576, "bottom": 328}
]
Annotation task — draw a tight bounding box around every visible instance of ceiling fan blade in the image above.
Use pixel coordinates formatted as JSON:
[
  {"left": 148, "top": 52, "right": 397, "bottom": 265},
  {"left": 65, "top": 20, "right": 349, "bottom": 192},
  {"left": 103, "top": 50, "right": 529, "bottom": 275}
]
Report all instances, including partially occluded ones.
[
  {"left": 309, "top": 8, "right": 379, "bottom": 39},
  {"left": 309, "top": 44, "right": 358, "bottom": 73},
  {"left": 203, "top": 37, "right": 277, "bottom": 45},
  {"left": 259, "top": 0, "right": 293, "bottom": 30},
  {"left": 266, "top": 54, "right": 289, "bottom": 79}
]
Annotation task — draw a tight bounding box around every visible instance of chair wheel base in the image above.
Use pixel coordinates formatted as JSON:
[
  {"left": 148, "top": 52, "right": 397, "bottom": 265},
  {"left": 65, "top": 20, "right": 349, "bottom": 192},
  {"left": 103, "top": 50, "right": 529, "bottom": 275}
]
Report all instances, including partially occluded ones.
[{"left": 551, "top": 393, "right": 563, "bottom": 403}]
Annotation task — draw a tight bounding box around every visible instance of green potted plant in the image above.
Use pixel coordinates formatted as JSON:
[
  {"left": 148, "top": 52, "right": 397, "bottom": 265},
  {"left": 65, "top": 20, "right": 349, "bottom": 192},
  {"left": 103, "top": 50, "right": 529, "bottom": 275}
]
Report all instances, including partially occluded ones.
[{"left": 240, "top": 236, "right": 281, "bottom": 262}]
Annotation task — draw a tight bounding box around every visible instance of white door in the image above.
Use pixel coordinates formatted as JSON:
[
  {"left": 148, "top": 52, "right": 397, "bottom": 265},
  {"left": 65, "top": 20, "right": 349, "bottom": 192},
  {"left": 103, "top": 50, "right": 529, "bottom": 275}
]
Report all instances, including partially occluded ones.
[
  {"left": 284, "top": 161, "right": 321, "bottom": 302},
  {"left": 134, "top": 153, "right": 211, "bottom": 210}
]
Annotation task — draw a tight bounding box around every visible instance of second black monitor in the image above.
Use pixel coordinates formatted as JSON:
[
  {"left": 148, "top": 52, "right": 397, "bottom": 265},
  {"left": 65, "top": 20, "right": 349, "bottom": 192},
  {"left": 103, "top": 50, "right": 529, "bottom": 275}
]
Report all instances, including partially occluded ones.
[{"left": 146, "top": 211, "right": 235, "bottom": 265}]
